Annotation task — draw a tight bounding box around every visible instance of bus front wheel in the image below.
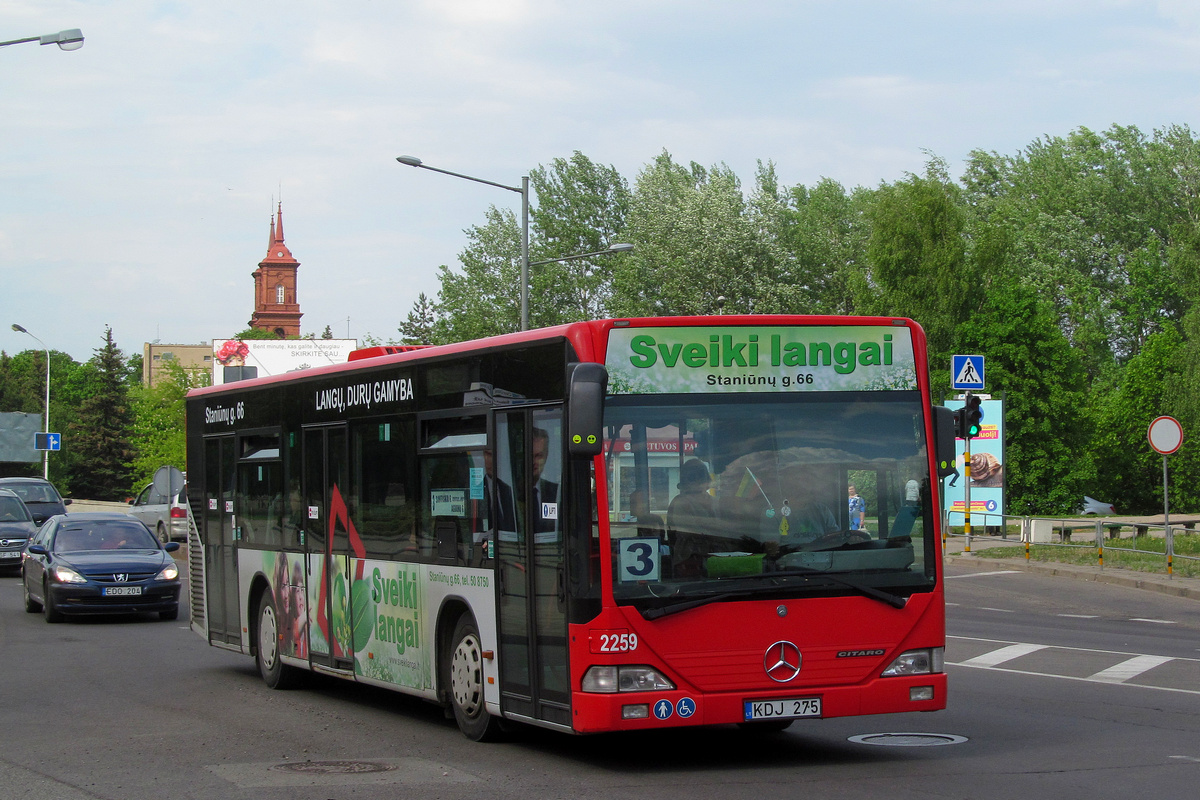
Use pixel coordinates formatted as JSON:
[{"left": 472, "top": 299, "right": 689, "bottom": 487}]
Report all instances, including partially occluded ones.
[
  {"left": 256, "top": 591, "right": 303, "bottom": 689},
  {"left": 446, "top": 615, "right": 502, "bottom": 741}
]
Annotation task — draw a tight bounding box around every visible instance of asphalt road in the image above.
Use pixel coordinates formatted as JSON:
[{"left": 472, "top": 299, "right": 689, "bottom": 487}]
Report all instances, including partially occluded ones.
[{"left": 0, "top": 563, "right": 1197, "bottom": 800}]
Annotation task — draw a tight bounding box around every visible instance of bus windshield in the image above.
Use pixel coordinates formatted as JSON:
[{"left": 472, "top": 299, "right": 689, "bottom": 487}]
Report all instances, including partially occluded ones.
[{"left": 603, "top": 391, "right": 935, "bottom": 608}]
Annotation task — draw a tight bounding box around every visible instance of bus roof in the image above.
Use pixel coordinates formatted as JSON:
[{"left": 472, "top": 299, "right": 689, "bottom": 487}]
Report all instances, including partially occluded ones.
[{"left": 188, "top": 315, "right": 921, "bottom": 399}]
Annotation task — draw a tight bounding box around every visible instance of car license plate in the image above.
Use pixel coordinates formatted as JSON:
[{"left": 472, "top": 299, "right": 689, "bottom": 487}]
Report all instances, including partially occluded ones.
[
  {"left": 103, "top": 586, "right": 143, "bottom": 596},
  {"left": 744, "top": 697, "right": 822, "bottom": 721},
  {"left": 0, "top": 552, "right": 20, "bottom": 559}
]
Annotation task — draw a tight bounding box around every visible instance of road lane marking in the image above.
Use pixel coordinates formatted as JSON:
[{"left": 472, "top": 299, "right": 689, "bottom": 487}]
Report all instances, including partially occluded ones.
[
  {"left": 945, "top": 570, "right": 1022, "bottom": 579},
  {"left": 977, "top": 607, "right": 1015, "bottom": 613},
  {"left": 958, "top": 643, "right": 1048, "bottom": 667},
  {"left": 948, "top": 636, "right": 1200, "bottom": 696},
  {"left": 1089, "top": 655, "right": 1174, "bottom": 683},
  {"left": 1129, "top": 618, "right": 1177, "bottom": 624},
  {"left": 1057, "top": 614, "right": 1099, "bottom": 619}
]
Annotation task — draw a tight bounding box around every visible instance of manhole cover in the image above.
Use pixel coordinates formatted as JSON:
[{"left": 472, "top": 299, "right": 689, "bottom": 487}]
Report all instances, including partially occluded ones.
[
  {"left": 848, "top": 732, "right": 968, "bottom": 747},
  {"left": 271, "top": 761, "right": 397, "bottom": 775}
]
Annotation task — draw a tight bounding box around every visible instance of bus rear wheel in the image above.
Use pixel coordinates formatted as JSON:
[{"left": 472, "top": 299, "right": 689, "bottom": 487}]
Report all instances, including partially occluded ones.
[
  {"left": 446, "top": 615, "right": 502, "bottom": 741},
  {"left": 256, "top": 591, "right": 303, "bottom": 689}
]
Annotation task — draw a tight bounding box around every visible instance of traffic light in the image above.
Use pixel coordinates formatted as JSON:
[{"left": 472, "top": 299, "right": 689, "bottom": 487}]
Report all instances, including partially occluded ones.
[
  {"left": 952, "top": 409, "right": 966, "bottom": 439},
  {"left": 962, "top": 393, "right": 983, "bottom": 439}
]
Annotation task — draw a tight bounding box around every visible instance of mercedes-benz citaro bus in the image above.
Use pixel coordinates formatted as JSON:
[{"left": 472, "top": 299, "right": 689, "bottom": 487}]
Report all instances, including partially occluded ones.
[{"left": 185, "top": 315, "right": 954, "bottom": 740}]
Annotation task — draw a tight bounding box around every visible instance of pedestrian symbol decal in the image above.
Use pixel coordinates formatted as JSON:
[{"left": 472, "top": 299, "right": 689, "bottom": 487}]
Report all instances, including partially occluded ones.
[
  {"left": 654, "top": 699, "right": 673, "bottom": 720},
  {"left": 951, "top": 355, "right": 985, "bottom": 390}
]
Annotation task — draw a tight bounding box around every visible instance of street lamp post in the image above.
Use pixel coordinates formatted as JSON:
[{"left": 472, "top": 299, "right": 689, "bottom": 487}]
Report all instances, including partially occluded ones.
[
  {"left": 11, "top": 324, "right": 50, "bottom": 479},
  {"left": 0, "top": 28, "right": 84, "bottom": 51},
  {"left": 396, "top": 155, "right": 531, "bottom": 330}
]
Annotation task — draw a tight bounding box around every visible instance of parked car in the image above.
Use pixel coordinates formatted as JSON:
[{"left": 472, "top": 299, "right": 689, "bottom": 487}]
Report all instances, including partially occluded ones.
[
  {"left": 0, "top": 488, "right": 38, "bottom": 574},
  {"left": 21, "top": 512, "right": 181, "bottom": 622},
  {"left": 0, "top": 477, "right": 70, "bottom": 524},
  {"left": 128, "top": 480, "right": 189, "bottom": 542}
]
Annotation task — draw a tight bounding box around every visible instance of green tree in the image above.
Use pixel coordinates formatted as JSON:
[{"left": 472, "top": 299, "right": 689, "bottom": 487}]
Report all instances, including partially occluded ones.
[
  {"left": 529, "top": 151, "right": 631, "bottom": 324},
  {"left": 70, "top": 327, "right": 135, "bottom": 501},
  {"left": 957, "top": 285, "right": 1093, "bottom": 514},
  {"left": 612, "top": 151, "right": 771, "bottom": 317},
  {"left": 128, "top": 360, "right": 208, "bottom": 490},
  {"left": 398, "top": 292, "right": 438, "bottom": 345},
  {"left": 863, "top": 156, "right": 979, "bottom": 361},
  {"left": 431, "top": 206, "right": 524, "bottom": 342}
]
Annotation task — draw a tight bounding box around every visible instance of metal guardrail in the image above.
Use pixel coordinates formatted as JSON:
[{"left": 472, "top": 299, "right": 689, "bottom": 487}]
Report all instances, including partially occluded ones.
[{"left": 942, "top": 510, "right": 1199, "bottom": 577}]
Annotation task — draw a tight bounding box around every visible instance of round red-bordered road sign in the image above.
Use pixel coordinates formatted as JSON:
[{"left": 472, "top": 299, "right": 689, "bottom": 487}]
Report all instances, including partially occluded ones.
[{"left": 1148, "top": 416, "right": 1184, "bottom": 455}]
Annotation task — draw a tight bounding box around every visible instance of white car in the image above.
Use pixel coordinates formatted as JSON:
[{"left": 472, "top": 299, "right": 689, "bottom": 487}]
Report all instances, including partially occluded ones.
[{"left": 128, "top": 481, "right": 189, "bottom": 542}]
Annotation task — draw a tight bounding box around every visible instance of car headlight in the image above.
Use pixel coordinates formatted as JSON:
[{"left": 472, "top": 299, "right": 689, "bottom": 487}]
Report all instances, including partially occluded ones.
[
  {"left": 51, "top": 565, "right": 87, "bottom": 584},
  {"left": 155, "top": 563, "right": 179, "bottom": 581},
  {"left": 581, "top": 665, "right": 675, "bottom": 693},
  {"left": 881, "top": 647, "right": 944, "bottom": 677}
]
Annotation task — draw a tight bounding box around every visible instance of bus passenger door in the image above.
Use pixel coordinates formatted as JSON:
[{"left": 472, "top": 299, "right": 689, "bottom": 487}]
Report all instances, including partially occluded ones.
[
  {"left": 495, "top": 408, "right": 571, "bottom": 727},
  {"left": 303, "top": 425, "right": 352, "bottom": 670},
  {"left": 203, "top": 435, "right": 239, "bottom": 645}
]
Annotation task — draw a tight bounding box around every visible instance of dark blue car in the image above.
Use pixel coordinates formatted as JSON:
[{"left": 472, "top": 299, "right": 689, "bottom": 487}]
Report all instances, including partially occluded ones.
[
  {"left": 21, "top": 513, "right": 181, "bottom": 622},
  {"left": 0, "top": 489, "right": 38, "bottom": 573}
]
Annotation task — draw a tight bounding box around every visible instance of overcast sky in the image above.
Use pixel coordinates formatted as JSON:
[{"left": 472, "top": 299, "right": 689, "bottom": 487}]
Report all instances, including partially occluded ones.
[{"left": 3, "top": 1, "right": 1199, "bottom": 362}]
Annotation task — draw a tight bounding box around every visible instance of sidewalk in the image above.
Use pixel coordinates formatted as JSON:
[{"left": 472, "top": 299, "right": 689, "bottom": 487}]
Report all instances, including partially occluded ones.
[{"left": 943, "top": 534, "right": 1200, "bottom": 602}]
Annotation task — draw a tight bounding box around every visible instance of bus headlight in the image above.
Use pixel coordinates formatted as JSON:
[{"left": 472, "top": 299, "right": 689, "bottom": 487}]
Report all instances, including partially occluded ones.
[
  {"left": 881, "top": 647, "right": 944, "bottom": 677},
  {"left": 582, "top": 665, "right": 675, "bottom": 693}
]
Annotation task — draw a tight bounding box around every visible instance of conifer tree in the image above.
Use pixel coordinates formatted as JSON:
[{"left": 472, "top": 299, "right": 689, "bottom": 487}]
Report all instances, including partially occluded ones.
[{"left": 70, "top": 327, "right": 135, "bottom": 500}]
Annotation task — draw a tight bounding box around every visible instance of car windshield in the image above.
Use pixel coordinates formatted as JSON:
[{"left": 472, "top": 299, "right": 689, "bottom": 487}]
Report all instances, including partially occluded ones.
[
  {"left": 602, "top": 392, "right": 936, "bottom": 609},
  {"left": 7, "top": 483, "right": 58, "bottom": 503},
  {"left": 54, "top": 521, "right": 158, "bottom": 552},
  {"left": 0, "top": 496, "right": 32, "bottom": 521}
]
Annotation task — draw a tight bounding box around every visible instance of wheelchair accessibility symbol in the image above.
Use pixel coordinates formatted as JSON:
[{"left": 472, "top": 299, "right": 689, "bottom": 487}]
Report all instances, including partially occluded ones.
[{"left": 676, "top": 697, "right": 696, "bottom": 718}]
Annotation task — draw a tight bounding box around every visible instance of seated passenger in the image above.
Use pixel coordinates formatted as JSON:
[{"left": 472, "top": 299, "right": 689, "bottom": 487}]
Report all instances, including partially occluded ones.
[
  {"left": 668, "top": 460, "right": 730, "bottom": 576},
  {"left": 628, "top": 490, "right": 664, "bottom": 538}
]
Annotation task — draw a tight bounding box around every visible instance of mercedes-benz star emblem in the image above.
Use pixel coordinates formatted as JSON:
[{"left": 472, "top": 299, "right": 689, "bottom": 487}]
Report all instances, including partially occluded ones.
[{"left": 764, "top": 640, "right": 802, "bottom": 682}]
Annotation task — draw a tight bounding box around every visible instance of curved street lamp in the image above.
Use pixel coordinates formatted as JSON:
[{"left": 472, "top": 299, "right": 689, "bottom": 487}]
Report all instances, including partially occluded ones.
[
  {"left": 396, "top": 156, "right": 635, "bottom": 330},
  {"left": 0, "top": 28, "right": 84, "bottom": 51},
  {"left": 396, "top": 155, "right": 531, "bottom": 328},
  {"left": 11, "top": 324, "right": 51, "bottom": 478}
]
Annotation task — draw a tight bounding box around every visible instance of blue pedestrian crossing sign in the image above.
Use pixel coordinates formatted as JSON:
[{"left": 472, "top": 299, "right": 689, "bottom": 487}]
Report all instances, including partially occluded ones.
[
  {"left": 34, "top": 432, "right": 61, "bottom": 451},
  {"left": 951, "top": 355, "right": 985, "bottom": 391}
]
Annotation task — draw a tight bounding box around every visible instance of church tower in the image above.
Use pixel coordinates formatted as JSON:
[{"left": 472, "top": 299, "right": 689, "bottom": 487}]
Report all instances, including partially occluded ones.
[{"left": 249, "top": 202, "right": 303, "bottom": 337}]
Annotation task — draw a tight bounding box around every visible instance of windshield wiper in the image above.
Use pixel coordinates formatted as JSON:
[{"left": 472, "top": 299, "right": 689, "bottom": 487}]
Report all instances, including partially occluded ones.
[
  {"left": 640, "top": 569, "right": 908, "bottom": 620},
  {"left": 750, "top": 567, "right": 908, "bottom": 609},
  {"left": 640, "top": 590, "right": 759, "bottom": 620}
]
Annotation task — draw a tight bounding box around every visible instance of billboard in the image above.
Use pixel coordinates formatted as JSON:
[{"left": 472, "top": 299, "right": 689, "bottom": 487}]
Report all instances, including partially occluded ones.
[
  {"left": 942, "top": 395, "right": 1005, "bottom": 519},
  {"left": 0, "top": 412, "right": 42, "bottom": 463},
  {"left": 211, "top": 339, "right": 358, "bottom": 385}
]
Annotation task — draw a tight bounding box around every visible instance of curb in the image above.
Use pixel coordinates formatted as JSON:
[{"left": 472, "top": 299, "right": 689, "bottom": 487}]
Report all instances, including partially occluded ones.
[{"left": 945, "top": 554, "right": 1200, "bottom": 602}]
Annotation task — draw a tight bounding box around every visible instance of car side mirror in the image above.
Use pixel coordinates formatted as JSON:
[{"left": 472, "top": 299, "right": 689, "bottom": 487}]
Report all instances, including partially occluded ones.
[
  {"left": 163, "top": 542, "right": 181, "bottom": 553},
  {"left": 63, "top": 498, "right": 72, "bottom": 506},
  {"left": 27, "top": 544, "right": 47, "bottom": 556}
]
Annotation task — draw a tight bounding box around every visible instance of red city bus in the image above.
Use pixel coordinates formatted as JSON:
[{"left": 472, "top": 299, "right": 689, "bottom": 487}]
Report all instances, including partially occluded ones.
[{"left": 185, "top": 315, "right": 952, "bottom": 740}]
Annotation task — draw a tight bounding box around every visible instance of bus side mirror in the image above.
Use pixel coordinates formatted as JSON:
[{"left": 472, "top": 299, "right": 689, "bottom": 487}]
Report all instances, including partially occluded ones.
[
  {"left": 567, "top": 363, "right": 607, "bottom": 458},
  {"left": 932, "top": 406, "right": 957, "bottom": 478}
]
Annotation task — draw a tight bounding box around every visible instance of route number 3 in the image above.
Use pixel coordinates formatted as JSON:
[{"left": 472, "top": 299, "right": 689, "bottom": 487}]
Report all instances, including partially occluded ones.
[{"left": 618, "top": 537, "right": 661, "bottom": 582}]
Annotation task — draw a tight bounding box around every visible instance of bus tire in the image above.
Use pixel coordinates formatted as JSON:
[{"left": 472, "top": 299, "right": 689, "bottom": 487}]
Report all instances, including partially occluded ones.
[
  {"left": 256, "top": 591, "right": 303, "bottom": 690},
  {"left": 446, "top": 615, "right": 503, "bottom": 741}
]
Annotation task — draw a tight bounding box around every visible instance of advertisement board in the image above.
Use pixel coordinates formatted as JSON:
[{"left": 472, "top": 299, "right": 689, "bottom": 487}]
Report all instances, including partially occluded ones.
[
  {"left": 942, "top": 395, "right": 1005, "bottom": 519},
  {"left": 211, "top": 338, "right": 358, "bottom": 385}
]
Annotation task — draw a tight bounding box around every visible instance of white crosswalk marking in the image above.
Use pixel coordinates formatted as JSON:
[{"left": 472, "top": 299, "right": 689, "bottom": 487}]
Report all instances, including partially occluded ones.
[
  {"left": 958, "top": 643, "right": 1048, "bottom": 667},
  {"left": 1089, "top": 655, "right": 1174, "bottom": 683}
]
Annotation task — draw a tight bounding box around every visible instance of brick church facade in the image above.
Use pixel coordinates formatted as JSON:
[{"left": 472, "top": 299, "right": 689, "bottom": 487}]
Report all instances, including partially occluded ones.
[{"left": 249, "top": 202, "right": 303, "bottom": 337}]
